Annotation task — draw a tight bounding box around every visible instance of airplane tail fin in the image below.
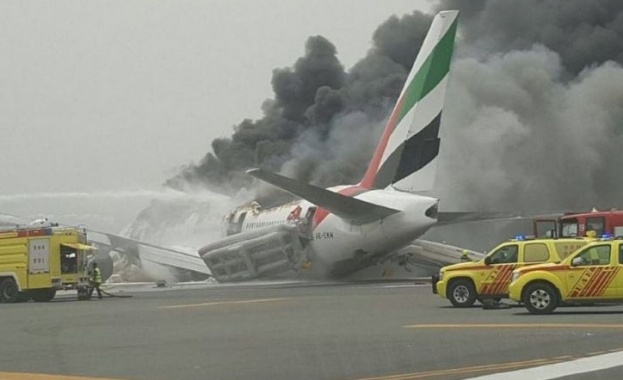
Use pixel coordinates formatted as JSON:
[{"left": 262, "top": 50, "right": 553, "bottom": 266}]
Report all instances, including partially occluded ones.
[{"left": 359, "top": 10, "right": 458, "bottom": 192}]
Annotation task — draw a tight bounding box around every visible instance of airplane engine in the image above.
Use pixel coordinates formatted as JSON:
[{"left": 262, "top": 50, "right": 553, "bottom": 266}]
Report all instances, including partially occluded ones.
[{"left": 199, "top": 224, "right": 307, "bottom": 282}]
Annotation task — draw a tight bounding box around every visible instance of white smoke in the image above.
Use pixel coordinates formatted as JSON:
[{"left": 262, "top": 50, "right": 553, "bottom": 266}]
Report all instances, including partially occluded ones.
[
  {"left": 122, "top": 188, "right": 251, "bottom": 248},
  {"left": 0, "top": 188, "right": 220, "bottom": 233}
]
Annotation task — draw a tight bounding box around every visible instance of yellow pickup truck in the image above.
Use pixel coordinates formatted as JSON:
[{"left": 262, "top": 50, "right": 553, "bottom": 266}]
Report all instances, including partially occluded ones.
[
  {"left": 509, "top": 238, "right": 623, "bottom": 314},
  {"left": 433, "top": 237, "right": 589, "bottom": 307}
]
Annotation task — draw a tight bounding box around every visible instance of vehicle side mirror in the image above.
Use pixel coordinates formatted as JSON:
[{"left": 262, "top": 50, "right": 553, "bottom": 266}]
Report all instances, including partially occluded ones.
[
  {"left": 484, "top": 256, "right": 492, "bottom": 265},
  {"left": 571, "top": 257, "right": 584, "bottom": 266}
]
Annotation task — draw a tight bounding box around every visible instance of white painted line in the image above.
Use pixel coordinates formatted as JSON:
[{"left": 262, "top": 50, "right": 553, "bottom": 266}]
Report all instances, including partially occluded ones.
[
  {"left": 467, "top": 350, "right": 623, "bottom": 380},
  {"left": 378, "top": 284, "right": 418, "bottom": 288},
  {"left": 160, "top": 297, "right": 289, "bottom": 309}
]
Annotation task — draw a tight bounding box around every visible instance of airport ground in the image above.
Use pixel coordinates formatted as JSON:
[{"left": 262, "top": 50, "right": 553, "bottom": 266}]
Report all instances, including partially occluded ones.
[{"left": 0, "top": 281, "right": 622, "bottom": 380}]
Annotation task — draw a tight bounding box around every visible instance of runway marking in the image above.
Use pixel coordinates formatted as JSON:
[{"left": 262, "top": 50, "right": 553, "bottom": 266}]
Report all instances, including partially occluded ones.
[
  {"left": 0, "top": 372, "right": 123, "bottom": 380},
  {"left": 352, "top": 358, "right": 560, "bottom": 380},
  {"left": 378, "top": 284, "right": 418, "bottom": 289},
  {"left": 403, "top": 323, "right": 623, "bottom": 329},
  {"left": 159, "top": 297, "right": 289, "bottom": 309},
  {"left": 553, "top": 355, "right": 574, "bottom": 360},
  {"left": 466, "top": 349, "right": 623, "bottom": 379},
  {"left": 356, "top": 347, "right": 623, "bottom": 380},
  {"left": 587, "top": 350, "right": 607, "bottom": 356}
]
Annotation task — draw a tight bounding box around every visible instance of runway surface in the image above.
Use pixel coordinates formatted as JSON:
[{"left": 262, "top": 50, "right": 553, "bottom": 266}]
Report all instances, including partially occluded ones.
[{"left": 1, "top": 281, "right": 622, "bottom": 380}]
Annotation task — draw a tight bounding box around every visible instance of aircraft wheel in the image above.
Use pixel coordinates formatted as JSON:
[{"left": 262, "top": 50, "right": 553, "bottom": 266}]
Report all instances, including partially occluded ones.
[
  {"left": 448, "top": 279, "right": 476, "bottom": 307},
  {"left": 523, "top": 283, "right": 558, "bottom": 314}
]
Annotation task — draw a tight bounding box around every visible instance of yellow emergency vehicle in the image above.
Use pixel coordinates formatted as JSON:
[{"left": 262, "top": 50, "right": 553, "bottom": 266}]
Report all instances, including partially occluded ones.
[
  {"left": 509, "top": 237, "right": 623, "bottom": 314},
  {"left": 433, "top": 237, "right": 589, "bottom": 307},
  {"left": 0, "top": 222, "right": 96, "bottom": 303}
]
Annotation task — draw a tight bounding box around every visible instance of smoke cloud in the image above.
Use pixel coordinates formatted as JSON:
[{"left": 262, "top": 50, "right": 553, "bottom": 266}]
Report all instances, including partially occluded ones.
[
  {"left": 433, "top": 0, "right": 623, "bottom": 211},
  {"left": 168, "top": 1, "right": 623, "bottom": 214},
  {"left": 439, "top": 0, "right": 623, "bottom": 76},
  {"left": 165, "top": 11, "right": 432, "bottom": 196}
]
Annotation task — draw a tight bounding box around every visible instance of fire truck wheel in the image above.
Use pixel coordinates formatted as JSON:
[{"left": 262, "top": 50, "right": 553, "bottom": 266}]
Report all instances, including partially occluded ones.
[
  {"left": 448, "top": 279, "right": 477, "bottom": 307},
  {"left": 31, "top": 289, "right": 57, "bottom": 302},
  {"left": 0, "top": 278, "right": 19, "bottom": 303}
]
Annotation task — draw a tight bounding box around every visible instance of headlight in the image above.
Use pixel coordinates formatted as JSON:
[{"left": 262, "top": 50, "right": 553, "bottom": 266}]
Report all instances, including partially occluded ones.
[
  {"left": 438, "top": 271, "right": 444, "bottom": 280},
  {"left": 511, "top": 271, "right": 521, "bottom": 282}
]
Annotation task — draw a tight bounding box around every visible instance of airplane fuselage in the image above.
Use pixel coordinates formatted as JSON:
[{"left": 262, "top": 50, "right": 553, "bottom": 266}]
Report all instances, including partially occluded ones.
[{"left": 227, "top": 186, "right": 439, "bottom": 276}]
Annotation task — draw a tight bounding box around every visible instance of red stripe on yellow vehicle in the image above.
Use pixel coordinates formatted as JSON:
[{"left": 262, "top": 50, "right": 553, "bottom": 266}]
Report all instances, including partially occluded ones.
[
  {"left": 518, "top": 264, "right": 571, "bottom": 275},
  {"left": 586, "top": 269, "right": 612, "bottom": 297},
  {"left": 588, "top": 268, "right": 619, "bottom": 297},
  {"left": 582, "top": 267, "right": 607, "bottom": 297},
  {"left": 498, "top": 265, "right": 518, "bottom": 294},
  {"left": 489, "top": 266, "right": 511, "bottom": 295},
  {"left": 569, "top": 267, "right": 597, "bottom": 297},
  {"left": 569, "top": 267, "right": 620, "bottom": 298},
  {"left": 480, "top": 264, "right": 517, "bottom": 295}
]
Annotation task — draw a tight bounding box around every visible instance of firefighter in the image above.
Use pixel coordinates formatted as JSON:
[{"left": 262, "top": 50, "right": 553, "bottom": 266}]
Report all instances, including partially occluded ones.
[
  {"left": 460, "top": 250, "right": 471, "bottom": 262},
  {"left": 89, "top": 262, "right": 103, "bottom": 299}
]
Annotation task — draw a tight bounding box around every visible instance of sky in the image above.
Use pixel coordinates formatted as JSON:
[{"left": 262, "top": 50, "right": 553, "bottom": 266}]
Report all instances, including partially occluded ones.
[
  {"left": 0, "top": 0, "right": 432, "bottom": 195},
  {"left": 3, "top": 0, "right": 622, "bottom": 245}
]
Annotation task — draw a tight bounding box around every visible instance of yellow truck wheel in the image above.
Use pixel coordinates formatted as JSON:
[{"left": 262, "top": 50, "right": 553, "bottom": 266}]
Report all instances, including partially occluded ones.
[
  {"left": 522, "top": 282, "right": 559, "bottom": 314},
  {"left": 0, "top": 279, "right": 19, "bottom": 304},
  {"left": 448, "top": 279, "right": 477, "bottom": 307},
  {"left": 31, "top": 289, "right": 56, "bottom": 302}
]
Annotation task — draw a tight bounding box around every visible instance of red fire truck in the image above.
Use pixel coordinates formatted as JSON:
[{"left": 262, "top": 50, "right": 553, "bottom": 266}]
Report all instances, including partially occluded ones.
[{"left": 534, "top": 210, "right": 623, "bottom": 238}]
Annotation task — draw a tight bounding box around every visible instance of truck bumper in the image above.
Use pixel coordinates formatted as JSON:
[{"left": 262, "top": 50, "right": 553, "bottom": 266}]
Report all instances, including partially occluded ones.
[
  {"left": 508, "top": 282, "right": 522, "bottom": 302},
  {"left": 432, "top": 277, "right": 448, "bottom": 299},
  {"left": 51, "top": 278, "right": 63, "bottom": 290}
]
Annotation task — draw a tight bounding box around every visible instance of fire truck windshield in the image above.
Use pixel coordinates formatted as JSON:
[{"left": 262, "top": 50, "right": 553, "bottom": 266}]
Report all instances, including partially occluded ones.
[{"left": 561, "top": 219, "right": 579, "bottom": 237}]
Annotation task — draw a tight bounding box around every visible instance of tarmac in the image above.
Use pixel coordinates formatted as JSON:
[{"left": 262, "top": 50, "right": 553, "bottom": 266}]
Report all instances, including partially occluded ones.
[{"left": 0, "top": 281, "right": 622, "bottom": 380}]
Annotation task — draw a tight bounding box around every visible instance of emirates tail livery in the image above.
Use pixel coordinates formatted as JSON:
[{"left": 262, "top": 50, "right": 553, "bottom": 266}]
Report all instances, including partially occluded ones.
[{"left": 200, "top": 11, "right": 461, "bottom": 282}]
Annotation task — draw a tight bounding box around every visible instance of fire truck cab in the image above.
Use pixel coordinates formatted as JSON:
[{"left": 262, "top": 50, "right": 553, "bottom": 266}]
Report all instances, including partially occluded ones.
[
  {"left": 534, "top": 210, "right": 623, "bottom": 239},
  {"left": 0, "top": 222, "right": 96, "bottom": 303}
]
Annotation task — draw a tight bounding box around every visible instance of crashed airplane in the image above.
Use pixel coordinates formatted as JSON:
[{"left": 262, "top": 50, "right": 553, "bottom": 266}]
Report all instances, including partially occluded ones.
[{"left": 197, "top": 11, "right": 477, "bottom": 282}]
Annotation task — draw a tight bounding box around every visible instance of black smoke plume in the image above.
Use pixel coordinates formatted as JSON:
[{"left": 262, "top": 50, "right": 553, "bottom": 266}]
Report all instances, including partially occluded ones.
[
  {"left": 165, "top": 11, "right": 433, "bottom": 197},
  {"left": 168, "top": 1, "right": 623, "bottom": 214}
]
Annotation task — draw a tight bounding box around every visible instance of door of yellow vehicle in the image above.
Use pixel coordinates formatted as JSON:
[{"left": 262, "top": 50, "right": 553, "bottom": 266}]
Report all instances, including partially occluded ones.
[
  {"left": 615, "top": 243, "right": 623, "bottom": 297},
  {"left": 565, "top": 244, "right": 618, "bottom": 299},
  {"left": 27, "top": 238, "right": 52, "bottom": 289},
  {"left": 480, "top": 244, "right": 518, "bottom": 296}
]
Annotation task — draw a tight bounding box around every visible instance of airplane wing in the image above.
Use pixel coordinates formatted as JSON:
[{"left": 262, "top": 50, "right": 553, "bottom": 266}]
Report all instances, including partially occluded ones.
[
  {"left": 346, "top": 239, "right": 485, "bottom": 280},
  {"left": 0, "top": 212, "right": 25, "bottom": 226},
  {"left": 397, "top": 239, "right": 485, "bottom": 268},
  {"left": 87, "top": 230, "right": 212, "bottom": 277},
  {"left": 247, "top": 168, "right": 400, "bottom": 225}
]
